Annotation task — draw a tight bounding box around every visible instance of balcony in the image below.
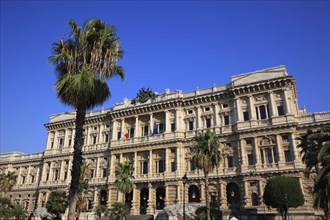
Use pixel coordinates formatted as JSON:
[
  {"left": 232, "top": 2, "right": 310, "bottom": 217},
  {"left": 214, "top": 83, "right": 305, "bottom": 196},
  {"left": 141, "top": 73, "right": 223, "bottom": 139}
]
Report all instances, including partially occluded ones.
[{"left": 298, "top": 111, "right": 330, "bottom": 124}]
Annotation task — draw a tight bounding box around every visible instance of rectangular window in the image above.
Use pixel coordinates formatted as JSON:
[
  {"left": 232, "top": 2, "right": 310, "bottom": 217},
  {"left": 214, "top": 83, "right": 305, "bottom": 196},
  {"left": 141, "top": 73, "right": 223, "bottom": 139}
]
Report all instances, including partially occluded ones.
[
  {"left": 159, "top": 123, "right": 164, "bottom": 133},
  {"left": 259, "top": 105, "right": 267, "bottom": 119},
  {"left": 22, "top": 176, "right": 26, "bottom": 184},
  {"left": 59, "top": 138, "right": 64, "bottom": 148},
  {"left": 158, "top": 160, "right": 165, "bottom": 173},
  {"left": 144, "top": 126, "right": 149, "bottom": 136},
  {"left": 190, "top": 160, "right": 196, "bottom": 171},
  {"left": 64, "top": 171, "right": 67, "bottom": 180},
  {"left": 51, "top": 141, "right": 54, "bottom": 149},
  {"left": 91, "top": 169, "right": 94, "bottom": 178},
  {"left": 227, "top": 156, "right": 233, "bottom": 168},
  {"left": 171, "top": 162, "right": 177, "bottom": 172},
  {"left": 273, "top": 148, "right": 278, "bottom": 163},
  {"left": 93, "top": 136, "right": 97, "bottom": 144},
  {"left": 246, "top": 139, "right": 252, "bottom": 145},
  {"left": 103, "top": 168, "right": 107, "bottom": 177},
  {"left": 205, "top": 107, "right": 210, "bottom": 111},
  {"left": 31, "top": 175, "right": 35, "bottom": 183},
  {"left": 46, "top": 173, "right": 49, "bottom": 181},
  {"left": 117, "top": 132, "right": 121, "bottom": 140},
  {"left": 54, "top": 169, "right": 59, "bottom": 181},
  {"left": 260, "top": 149, "right": 264, "bottom": 164},
  {"left": 171, "top": 123, "right": 175, "bottom": 132},
  {"left": 105, "top": 134, "right": 109, "bottom": 142},
  {"left": 143, "top": 161, "right": 148, "bottom": 174},
  {"left": 243, "top": 111, "right": 250, "bottom": 121},
  {"left": 265, "top": 148, "right": 273, "bottom": 164},
  {"left": 224, "top": 115, "right": 230, "bottom": 125},
  {"left": 277, "top": 105, "right": 285, "bottom": 116},
  {"left": 206, "top": 118, "right": 211, "bottom": 128},
  {"left": 68, "top": 139, "right": 72, "bottom": 146},
  {"left": 284, "top": 150, "right": 292, "bottom": 162},
  {"left": 223, "top": 103, "right": 228, "bottom": 108},
  {"left": 189, "top": 121, "right": 194, "bottom": 131},
  {"left": 248, "top": 154, "right": 254, "bottom": 165},
  {"left": 130, "top": 127, "right": 135, "bottom": 138}
]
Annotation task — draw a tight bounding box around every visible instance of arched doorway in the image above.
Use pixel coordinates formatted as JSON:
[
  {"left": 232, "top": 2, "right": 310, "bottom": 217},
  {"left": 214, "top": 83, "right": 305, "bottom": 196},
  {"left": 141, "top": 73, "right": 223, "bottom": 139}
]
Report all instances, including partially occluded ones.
[
  {"left": 125, "top": 191, "right": 133, "bottom": 208},
  {"left": 226, "top": 183, "right": 240, "bottom": 210},
  {"left": 156, "top": 187, "right": 165, "bottom": 210},
  {"left": 188, "top": 185, "right": 200, "bottom": 203},
  {"left": 140, "top": 188, "right": 148, "bottom": 214},
  {"left": 100, "top": 189, "right": 107, "bottom": 206}
]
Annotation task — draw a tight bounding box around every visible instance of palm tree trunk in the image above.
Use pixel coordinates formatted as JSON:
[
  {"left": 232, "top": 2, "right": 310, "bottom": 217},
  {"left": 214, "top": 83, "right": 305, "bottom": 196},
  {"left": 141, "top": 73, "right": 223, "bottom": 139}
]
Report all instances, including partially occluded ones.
[
  {"left": 68, "top": 107, "right": 86, "bottom": 220},
  {"left": 205, "top": 172, "right": 211, "bottom": 220}
]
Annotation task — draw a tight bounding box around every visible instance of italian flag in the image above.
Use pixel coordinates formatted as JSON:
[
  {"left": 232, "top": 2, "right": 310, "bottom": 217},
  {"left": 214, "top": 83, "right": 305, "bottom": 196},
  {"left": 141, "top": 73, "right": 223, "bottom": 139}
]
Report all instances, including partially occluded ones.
[{"left": 123, "top": 124, "right": 129, "bottom": 139}]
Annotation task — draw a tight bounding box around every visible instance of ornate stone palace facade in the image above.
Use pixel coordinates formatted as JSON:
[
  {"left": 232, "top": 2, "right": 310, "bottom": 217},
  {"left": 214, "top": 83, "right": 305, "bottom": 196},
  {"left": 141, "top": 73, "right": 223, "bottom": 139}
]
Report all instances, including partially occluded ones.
[{"left": 1, "top": 65, "right": 329, "bottom": 219}]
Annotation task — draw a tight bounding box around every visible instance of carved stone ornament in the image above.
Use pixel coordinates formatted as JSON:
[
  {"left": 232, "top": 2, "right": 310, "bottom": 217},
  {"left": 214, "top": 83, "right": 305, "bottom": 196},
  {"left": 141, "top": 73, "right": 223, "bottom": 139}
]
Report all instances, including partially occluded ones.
[{"left": 131, "top": 87, "right": 157, "bottom": 104}]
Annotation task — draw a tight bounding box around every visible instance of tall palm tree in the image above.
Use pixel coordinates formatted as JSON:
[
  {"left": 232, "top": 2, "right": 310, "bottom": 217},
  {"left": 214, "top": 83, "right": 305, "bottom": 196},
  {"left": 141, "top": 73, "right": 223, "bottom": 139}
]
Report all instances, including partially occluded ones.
[
  {"left": 191, "top": 130, "right": 223, "bottom": 220},
  {"left": 313, "top": 126, "right": 330, "bottom": 220},
  {"left": 77, "top": 161, "right": 91, "bottom": 216},
  {"left": 0, "top": 171, "right": 18, "bottom": 195},
  {"left": 11, "top": 204, "right": 28, "bottom": 220},
  {"left": 49, "top": 18, "right": 125, "bottom": 220},
  {"left": 46, "top": 190, "right": 68, "bottom": 217},
  {"left": 114, "top": 161, "right": 134, "bottom": 202}
]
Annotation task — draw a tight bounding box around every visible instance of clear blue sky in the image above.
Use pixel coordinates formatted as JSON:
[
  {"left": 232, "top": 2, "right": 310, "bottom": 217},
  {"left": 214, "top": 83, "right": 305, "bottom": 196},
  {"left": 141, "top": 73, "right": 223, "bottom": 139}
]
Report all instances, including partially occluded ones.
[{"left": 1, "top": 1, "right": 329, "bottom": 154}]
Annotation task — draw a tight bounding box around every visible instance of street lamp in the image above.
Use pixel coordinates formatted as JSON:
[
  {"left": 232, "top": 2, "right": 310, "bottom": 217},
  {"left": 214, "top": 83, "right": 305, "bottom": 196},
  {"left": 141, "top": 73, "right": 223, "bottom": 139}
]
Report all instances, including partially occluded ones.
[{"left": 182, "top": 173, "right": 188, "bottom": 220}]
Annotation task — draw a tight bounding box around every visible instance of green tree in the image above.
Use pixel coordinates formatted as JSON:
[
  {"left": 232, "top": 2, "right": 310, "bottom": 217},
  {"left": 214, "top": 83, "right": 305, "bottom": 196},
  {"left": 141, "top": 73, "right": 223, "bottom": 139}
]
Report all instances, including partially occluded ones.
[
  {"left": 298, "top": 126, "right": 330, "bottom": 220},
  {"left": 10, "top": 204, "right": 28, "bottom": 220},
  {"left": 263, "top": 176, "right": 304, "bottom": 220},
  {"left": 0, "top": 197, "right": 14, "bottom": 220},
  {"left": 114, "top": 161, "right": 134, "bottom": 203},
  {"left": 191, "top": 130, "right": 223, "bottom": 220},
  {"left": 194, "top": 201, "right": 222, "bottom": 220},
  {"left": 0, "top": 171, "right": 18, "bottom": 195},
  {"left": 46, "top": 190, "right": 68, "bottom": 217},
  {"left": 49, "top": 18, "right": 125, "bottom": 220},
  {"left": 94, "top": 204, "right": 108, "bottom": 220},
  {"left": 109, "top": 202, "right": 130, "bottom": 220}
]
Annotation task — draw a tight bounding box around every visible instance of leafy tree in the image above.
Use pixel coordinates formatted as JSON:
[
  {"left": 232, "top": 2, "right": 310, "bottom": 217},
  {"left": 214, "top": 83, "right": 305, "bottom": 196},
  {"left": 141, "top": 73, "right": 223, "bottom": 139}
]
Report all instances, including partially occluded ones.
[
  {"left": 298, "top": 126, "right": 330, "bottom": 220},
  {"left": 0, "top": 171, "right": 18, "bottom": 194},
  {"left": 263, "top": 176, "right": 304, "bottom": 220},
  {"left": 49, "top": 18, "right": 125, "bottom": 220},
  {"left": 109, "top": 202, "right": 130, "bottom": 220},
  {"left": 94, "top": 204, "right": 108, "bottom": 220},
  {"left": 191, "top": 130, "right": 223, "bottom": 220},
  {"left": 11, "top": 204, "right": 28, "bottom": 220},
  {"left": 0, "top": 197, "right": 14, "bottom": 220},
  {"left": 195, "top": 201, "right": 222, "bottom": 220},
  {"left": 114, "top": 161, "right": 134, "bottom": 203},
  {"left": 46, "top": 190, "right": 68, "bottom": 217}
]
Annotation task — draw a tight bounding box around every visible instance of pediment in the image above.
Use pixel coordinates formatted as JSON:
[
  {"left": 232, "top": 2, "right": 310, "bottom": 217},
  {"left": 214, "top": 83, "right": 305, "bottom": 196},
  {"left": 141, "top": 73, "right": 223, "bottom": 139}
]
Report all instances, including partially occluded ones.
[{"left": 231, "top": 65, "right": 288, "bottom": 87}]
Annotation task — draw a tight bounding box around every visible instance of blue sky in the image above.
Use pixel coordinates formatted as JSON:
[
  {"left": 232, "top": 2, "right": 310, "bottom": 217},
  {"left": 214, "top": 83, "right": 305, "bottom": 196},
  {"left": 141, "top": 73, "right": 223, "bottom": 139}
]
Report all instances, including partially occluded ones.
[{"left": 1, "top": 1, "right": 329, "bottom": 154}]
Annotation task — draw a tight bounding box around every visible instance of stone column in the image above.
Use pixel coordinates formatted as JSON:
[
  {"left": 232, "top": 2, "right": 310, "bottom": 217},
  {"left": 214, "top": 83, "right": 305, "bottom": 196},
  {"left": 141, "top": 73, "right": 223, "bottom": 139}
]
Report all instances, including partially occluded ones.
[
  {"left": 93, "top": 188, "right": 98, "bottom": 207},
  {"left": 135, "top": 116, "right": 139, "bottom": 138},
  {"left": 213, "top": 103, "right": 220, "bottom": 127},
  {"left": 86, "top": 126, "right": 91, "bottom": 145},
  {"left": 149, "top": 150, "right": 153, "bottom": 175},
  {"left": 177, "top": 184, "right": 181, "bottom": 203},
  {"left": 66, "top": 160, "right": 72, "bottom": 182},
  {"left": 283, "top": 89, "right": 291, "bottom": 115},
  {"left": 147, "top": 183, "right": 154, "bottom": 215},
  {"left": 200, "top": 183, "right": 205, "bottom": 204},
  {"left": 46, "top": 132, "right": 52, "bottom": 150},
  {"left": 248, "top": 95, "right": 256, "bottom": 120},
  {"left": 71, "top": 129, "right": 75, "bottom": 147},
  {"left": 131, "top": 186, "right": 139, "bottom": 215},
  {"left": 112, "top": 120, "right": 117, "bottom": 141},
  {"left": 165, "top": 184, "right": 169, "bottom": 206},
  {"left": 63, "top": 129, "right": 69, "bottom": 148},
  {"left": 253, "top": 138, "right": 261, "bottom": 168},
  {"left": 134, "top": 152, "right": 138, "bottom": 177},
  {"left": 48, "top": 162, "right": 54, "bottom": 181},
  {"left": 96, "top": 157, "right": 100, "bottom": 178},
  {"left": 268, "top": 92, "right": 276, "bottom": 117},
  {"left": 290, "top": 133, "right": 299, "bottom": 162},
  {"left": 220, "top": 181, "right": 227, "bottom": 209},
  {"left": 149, "top": 114, "right": 153, "bottom": 135},
  {"left": 235, "top": 98, "right": 242, "bottom": 122},
  {"left": 99, "top": 124, "right": 104, "bottom": 143},
  {"left": 121, "top": 119, "right": 125, "bottom": 139},
  {"left": 243, "top": 181, "right": 250, "bottom": 207},
  {"left": 239, "top": 139, "right": 246, "bottom": 171},
  {"left": 196, "top": 106, "right": 202, "bottom": 130},
  {"left": 53, "top": 131, "right": 59, "bottom": 149},
  {"left": 276, "top": 135, "right": 285, "bottom": 167},
  {"left": 59, "top": 161, "right": 66, "bottom": 180},
  {"left": 165, "top": 111, "right": 170, "bottom": 133},
  {"left": 165, "top": 148, "right": 170, "bottom": 173}
]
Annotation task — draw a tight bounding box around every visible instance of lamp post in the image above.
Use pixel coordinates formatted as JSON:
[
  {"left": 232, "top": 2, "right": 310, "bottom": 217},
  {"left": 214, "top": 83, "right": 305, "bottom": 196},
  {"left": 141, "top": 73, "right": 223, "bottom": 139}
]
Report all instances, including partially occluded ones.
[{"left": 182, "top": 173, "right": 188, "bottom": 220}]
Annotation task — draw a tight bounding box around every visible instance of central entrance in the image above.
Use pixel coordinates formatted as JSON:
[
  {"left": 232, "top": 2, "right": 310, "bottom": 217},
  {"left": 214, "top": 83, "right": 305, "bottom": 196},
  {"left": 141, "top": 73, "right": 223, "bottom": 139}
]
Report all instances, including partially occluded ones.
[
  {"left": 140, "top": 188, "right": 148, "bottom": 214},
  {"left": 156, "top": 187, "right": 165, "bottom": 210}
]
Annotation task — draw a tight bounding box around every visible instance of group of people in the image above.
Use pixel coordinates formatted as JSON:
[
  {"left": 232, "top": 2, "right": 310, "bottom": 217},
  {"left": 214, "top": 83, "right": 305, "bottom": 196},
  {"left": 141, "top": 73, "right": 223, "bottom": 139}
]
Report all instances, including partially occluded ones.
[{"left": 26, "top": 213, "right": 62, "bottom": 220}]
